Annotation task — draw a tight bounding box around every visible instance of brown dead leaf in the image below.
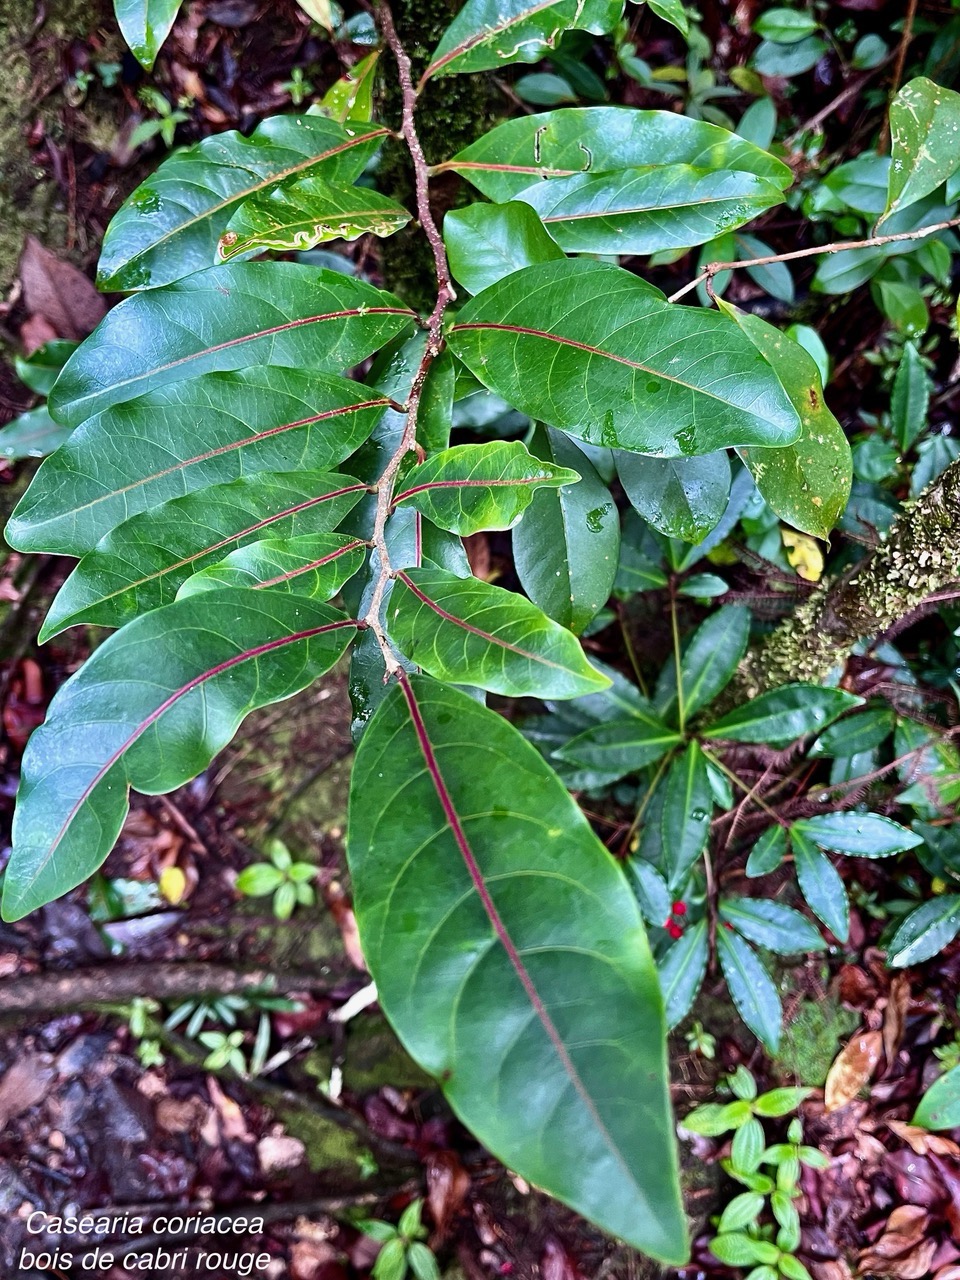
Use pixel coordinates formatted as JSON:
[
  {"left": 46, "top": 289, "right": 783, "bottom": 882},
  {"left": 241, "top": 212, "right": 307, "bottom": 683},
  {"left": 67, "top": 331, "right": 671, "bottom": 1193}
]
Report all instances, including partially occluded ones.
[
  {"left": 19, "top": 237, "right": 106, "bottom": 340},
  {"left": 883, "top": 973, "right": 911, "bottom": 1067},
  {"left": 541, "top": 1238, "right": 579, "bottom": 1280},
  {"left": 426, "top": 1150, "right": 471, "bottom": 1236},
  {"left": 934, "top": 1269, "right": 960, "bottom": 1280},
  {"left": 258, "top": 1134, "right": 306, "bottom": 1173},
  {"left": 464, "top": 532, "right": 492, "bottom": 580},
  {"left": 19, "top": 313, "right": 58, "bottom": 355},
  {"left": 324, "top": 880, "right": 366, "bottom": 971},
  {"left": 156, "top": 1094, "right": 209, "bottom": 1135},
  {"left": 825, "top": 1029, "right": 883, "bottom": 1111},
  {"left": 0, "top": 1054, "right": 55, "bottom": 1127},
  {"left": 859, "top": 1206, "right": 934, "bottom": 1277},
  {"left": 203, "top": 1076, "right": 250, "bottom": 1143},
  {"left": 888, "top": 1120, "right": 960, "bottom": 1157}
]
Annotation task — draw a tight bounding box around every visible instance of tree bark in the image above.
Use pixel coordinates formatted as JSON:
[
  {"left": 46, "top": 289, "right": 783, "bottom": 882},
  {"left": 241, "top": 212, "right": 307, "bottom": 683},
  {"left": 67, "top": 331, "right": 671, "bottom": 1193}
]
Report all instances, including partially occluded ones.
[{"left": 732, "top": 458, "right": 960, "bottom": 699}]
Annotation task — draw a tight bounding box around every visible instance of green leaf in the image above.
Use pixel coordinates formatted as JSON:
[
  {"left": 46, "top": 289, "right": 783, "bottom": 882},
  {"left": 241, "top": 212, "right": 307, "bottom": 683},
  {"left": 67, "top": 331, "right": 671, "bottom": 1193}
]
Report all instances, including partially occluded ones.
[
  {"left": 647, "top": 0, "right": 688, "bottom": 35},
  {"left": 390, "top": 567, "right": 610, "bottom": 699},
  {"left": 731, "top": 1117, "right": 765, "bottom": 1174},
  {"left": 655, "top": 606, "right": 751, "bottom": 725},
  {"left": 791, "top": 830, "right": 849, "bottom": 943},
  {"left": 683, "top": 1099, "right": 751, "bottom": 1136},
  {"left": 1, "top": 590, "right": 354, "bottom": 921},
  {"left": 718, "top": 1192, "right": 764, "bottom": 1234},
  {"left": 717, "top": 927, "right": 782, "bottom": 1052},
  {"left": 407, "top": 1244, "right": 441, "bottom": 1280},
  {"left": 721, "top": 306, "right": 851, "bottom": 539},
  {"left": 513, "top": 426, "right": 620, "bottom": 634},
  {"left": 792, "top": 812, "right": 922, "bottom": 858},
  {"left": 914, "top": 1064, "right": 960, "bottom": 1129},
  {"left": 373, "top": 1237, "right": 408, "bottom": 1280},
  {"left": 218, "top": 176, "right": 411, "bottom": 261},
  {"left": 661, "top": 743, "right": 713, "bottom": 890},
  {"left": 51, "top": 265, "right": 413, "bottom": 426},
  {"left": 348, "top": 676, "right": 687, "bottom": 1263},
  {"left": 445, "top": 108, "right": 793, "bottom": 202},
  {"left": 891, "top": 342, "right": 930, "bottom": 451},
  {"left": 393, "top": 440, "right": 578, "bottom": 536},
  {"left": 555, "top": 714, "right": 682, "bottom": 779},
  {"left": 616, "top": 450, "right": 731, "bottom": 543},
  {"left": 444, "top": 201, "right": 564, "bottom": 295},
  {"left": 14, "top": 340, "right": 79, "bottom": 396},
  {"left": 745, "top": 826, "right": 788, "bottom": 878},
  {"left": 657, "top": 918, "right": 708, "bottom": 1029},
  {"left": 810, "top": 706, "right": 895, "bottom": 759},
  {"left": 882, "top": 77, "right": 960, "bottom": 224},
  {"left": 753, "top": 7, "right": 818, "bottom": 42},
  {"left": 704, "top": 685, "right": 863, "bottom": 746},
  {"left": 753, "top": 1087, "right": 812, "bottom": 1116},
  {"left": 236, "top": 863, "right": 286, "bottom": 896},
  {"left": 888, "top": 895, "right": 960, "bottom": 967},
  {"left": 115, "top": 0, "right": 182, "bottom": 68},
  {"left": 0, "top": 407, "right": 72, "bottom": 461},
  {"left": 448, "top": 260, "right": 801, "bottom": 456},
  {"left": 629, "top": 859, "right": 672, "bottom": 926},
  {"left": 99, "top": 116, "right": 389, "bottom": 289},
  {"left": 778, "top": 1256, "right": 813, "bottom": 1280},
  {"left": 424, "top": 0, "right": 622, "bottom": 80},
  {"left": 316, "top": 50, "right": 380, "bottom": 123},
  {"left": 177, "top": 532, "right": 365, "bottom": 600},
  {"left": 9, "top": 368, "right": 390, "bottom": 556},
  {"left": 710, "top": 1233, "right": 780, "bottom": 1267},
  {"left": 40, "top": 471, "right": 365, "bottom": 639},
  {"left": 720, "top": 898, "right": 825, "bottom": 954},
  {"left": 516, "top": 165, "right": 784, "bottom": 256}
]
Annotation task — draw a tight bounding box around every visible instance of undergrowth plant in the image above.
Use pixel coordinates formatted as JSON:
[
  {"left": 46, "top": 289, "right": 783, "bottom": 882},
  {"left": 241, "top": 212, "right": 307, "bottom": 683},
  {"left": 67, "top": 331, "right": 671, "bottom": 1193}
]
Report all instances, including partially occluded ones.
[{"left": 5, "top": 0, "right": 960, "bottom": 1265}]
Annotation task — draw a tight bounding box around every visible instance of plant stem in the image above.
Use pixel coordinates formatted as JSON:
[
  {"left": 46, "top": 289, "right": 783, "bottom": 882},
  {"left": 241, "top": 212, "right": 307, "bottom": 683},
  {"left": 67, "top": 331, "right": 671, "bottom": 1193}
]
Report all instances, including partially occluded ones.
[
  {"left": 363, "top": 2, "right": 457, "bottom": 676},
  {"left": 667, "top": 215, "right": 960, "bottom": 303}
]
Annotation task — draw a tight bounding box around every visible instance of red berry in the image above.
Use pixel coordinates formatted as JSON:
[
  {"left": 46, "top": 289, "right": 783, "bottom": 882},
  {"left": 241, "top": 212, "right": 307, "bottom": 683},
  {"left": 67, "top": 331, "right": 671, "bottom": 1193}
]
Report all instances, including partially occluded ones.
[
  {"left": 666, "top": 921, "right": 684, "bottom": 940},
  {"left": 672, "top": 901, "right": 687, "bottom": 916}
]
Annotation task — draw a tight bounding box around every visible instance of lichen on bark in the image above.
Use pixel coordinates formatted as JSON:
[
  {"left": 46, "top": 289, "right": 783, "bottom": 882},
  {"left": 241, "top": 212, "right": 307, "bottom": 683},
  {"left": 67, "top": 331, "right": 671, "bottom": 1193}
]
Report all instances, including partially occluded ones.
[{"left": 733, "top": 457, "right": 960, "bottom": 699}]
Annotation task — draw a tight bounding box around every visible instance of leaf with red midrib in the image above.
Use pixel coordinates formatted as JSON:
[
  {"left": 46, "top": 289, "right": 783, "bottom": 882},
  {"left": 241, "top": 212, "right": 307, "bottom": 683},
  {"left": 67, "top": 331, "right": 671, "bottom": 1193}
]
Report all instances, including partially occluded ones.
[
  {"left": 347, "top": 676, "right": 687, "bottom": 1262},
  {"left": 1, "top": 589, "right": 355, "bottom": 922}
]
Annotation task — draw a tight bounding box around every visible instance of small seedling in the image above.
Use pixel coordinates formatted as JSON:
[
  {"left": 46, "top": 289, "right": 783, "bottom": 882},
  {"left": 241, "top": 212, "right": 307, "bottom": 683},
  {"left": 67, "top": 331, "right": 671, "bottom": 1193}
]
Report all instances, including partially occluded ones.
[{"left": 236, "top": 838, "right": 316, "bottom": 920}]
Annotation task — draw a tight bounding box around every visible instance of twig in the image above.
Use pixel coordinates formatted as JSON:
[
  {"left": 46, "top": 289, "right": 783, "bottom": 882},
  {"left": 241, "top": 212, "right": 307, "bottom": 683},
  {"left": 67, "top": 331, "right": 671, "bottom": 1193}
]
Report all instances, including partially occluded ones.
[
  {"left": 667, "top": 215, "right": 960, "bottom": 303},
  {"left": 880, "top": 0, "right": 920, "bottom": 150},
  {"left": 785, "top": 65, "right": 888, "bottom": 144},
  {"left": 363, "top": 2, "right": 457, "bottom": 677}
]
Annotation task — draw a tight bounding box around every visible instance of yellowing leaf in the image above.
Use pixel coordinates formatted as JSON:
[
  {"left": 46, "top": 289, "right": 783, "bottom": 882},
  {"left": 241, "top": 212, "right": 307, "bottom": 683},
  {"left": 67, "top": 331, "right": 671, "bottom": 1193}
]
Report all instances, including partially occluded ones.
[
  {"left": 781, "top": 529, "right": 824, "bottom": 582},
  {"left": 159, "top": 865, "right": 188, "bottom": 905},
  {"left": 296, "top": 0, "right": 337, "bottom": 29}
]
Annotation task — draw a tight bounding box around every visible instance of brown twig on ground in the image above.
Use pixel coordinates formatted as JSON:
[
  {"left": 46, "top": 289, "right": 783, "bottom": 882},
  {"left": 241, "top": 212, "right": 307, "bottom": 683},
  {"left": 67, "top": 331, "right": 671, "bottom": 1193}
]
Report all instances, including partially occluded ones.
[{"left": 362, "top": 1, "right": 456, "bottom": 676}]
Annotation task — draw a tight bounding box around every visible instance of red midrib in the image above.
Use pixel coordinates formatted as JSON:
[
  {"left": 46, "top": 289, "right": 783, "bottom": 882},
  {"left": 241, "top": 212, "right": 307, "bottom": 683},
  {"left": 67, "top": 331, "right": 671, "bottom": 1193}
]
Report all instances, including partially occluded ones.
[
  {"left": 393, "top": 475, "right": 553, "bottom": 504},
  {"left": 32, "top": 618, "right": 357, "bottom": 882},
  {"left": 398, "top": 673, "right": 638, "bottom": 1185}
]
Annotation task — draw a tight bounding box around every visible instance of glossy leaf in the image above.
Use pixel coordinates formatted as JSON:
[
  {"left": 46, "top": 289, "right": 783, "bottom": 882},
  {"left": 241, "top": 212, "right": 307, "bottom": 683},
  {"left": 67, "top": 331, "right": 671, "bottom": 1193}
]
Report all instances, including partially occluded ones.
[
  {"left": 792, "top": 812, "right": 922, "bottom": 858},
  {"left": 1, "top": 590, "right": 355, "bottom": 920},
  {"left": 445, "top": 108, "right": 793, "bottom": 201},
  {"left": 424, "top": 0, "right": 622, "bottom": 81},
  {"left": 315, "top": 50, "right": 380, "bottom": 123},
  {"left": 660, "top": 743, "right": 713, "bottom": 890},
  {"left": 723, "top": 306, "right": 852, "bottom": 538},
  {"left": 219, "top": 177, "right": 411, "bottom": 260},
  {"left": 177, "top": 533, "right": 366, "bottom": 599},
  {"left": 449, "top": 260, "right": 801, "bottom": 456},
  {"left": 40, "top": 471, "right": 365, "bottom": 639},
  {"left": 888, "top": 895, "right": 960, "bottom": 967},
  {"left": 745, "top": 826, "right": 788, "bottom": 878},
  {"left": 915, "top": 1065, "right": 960, "bottom": 1131},
  {"left": 115, "top": 0, "right": 182, "bottom": 68},
  {"left": 392, "top": 440, "right": 579, "bottom": 536},
  {"left": 647, "top": 0, "right": 688, "bottom": 34},
  {"left": 14, "top": 340, "right": 79, "bottom": 396},
  {"left": 810, "top": 706, "right": 895, "bottom": 759},
  {"left": 658, "top": 919, "right": 708, "bottom": 1029},
  {"left": 654, "top": 606, "right": 751, "bottom": 725},
  {"left": 616, "top": 450, "right": 731, "bottom": 544},
  {"left": 882, "top": 78, "right": 960, "bottom": 223},
  {"left": 513, "top": 426, "right": 619, "bottom": 634},
  {"left": 555, "top": 713, "right": 683, "bottom": 777},
  {"left": 99, "top": 116, "right": 388, "bottom": 289},
  {"left": 0, "top": 407, "right": 72, "bottom": 461},
  {"left": 717, "top": 927, "right": 782, "bottom": 1053},
  {"left": 444, "top": 201, "right": 564, "bottom": 294},
  {"left": 792, "top": 830, "right": 849, "bottom": 943},
  {"left": 629, "top": 859, "right": 672, "bottom": 925},
  {"left": 347, "top": 676, "right": 687, "bottom": 1262},
  {"left": 516, "top": 165, "right": 785, "bottom": 255},
  {"left": 51, "top": 265, "right": 413, "bottom": 427},
  {"left": 891, "top": 342, "right": 930, "bottom": 451},
  {"left": 704, "top": 685, "right": 862, "bottom": 746},
  {"left": 390, "top": 567, "right": 609, "bottom": 699},
  {"left": 719, "top": 897, "right": 825, "bottom": 954},
  {"left": 9, "top": 368, "right": 390, "bottom": 556}
]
